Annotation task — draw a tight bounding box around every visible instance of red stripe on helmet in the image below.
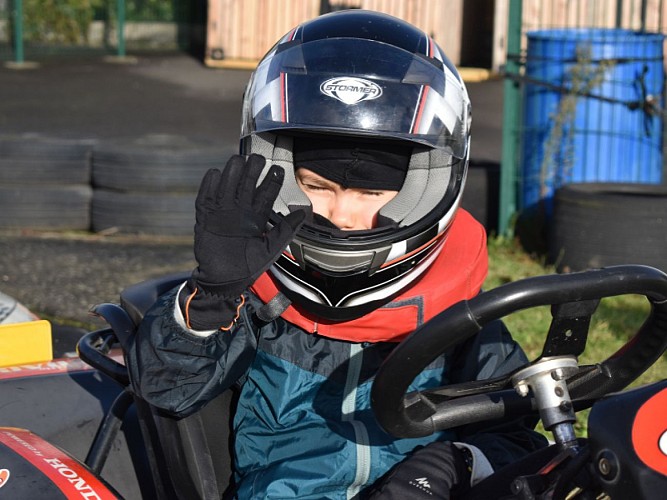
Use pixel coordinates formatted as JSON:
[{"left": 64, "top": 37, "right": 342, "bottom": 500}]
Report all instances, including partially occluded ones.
[
  {"left": 280, "top": 72, "right": 288, "bottom": 122},
  {"left": 410, "top": 85, "right": 430, "bottom": 134}
]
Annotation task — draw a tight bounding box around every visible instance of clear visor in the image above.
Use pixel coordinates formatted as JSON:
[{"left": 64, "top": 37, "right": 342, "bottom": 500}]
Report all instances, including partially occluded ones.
[{"left": 241, "top": 38, "right": 470, "bottom": 159}]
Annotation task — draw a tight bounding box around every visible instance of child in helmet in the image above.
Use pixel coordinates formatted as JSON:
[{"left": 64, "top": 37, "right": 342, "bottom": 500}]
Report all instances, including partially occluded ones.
[{"left": 127, "top": 10, "right": 546, "bottom": 499}]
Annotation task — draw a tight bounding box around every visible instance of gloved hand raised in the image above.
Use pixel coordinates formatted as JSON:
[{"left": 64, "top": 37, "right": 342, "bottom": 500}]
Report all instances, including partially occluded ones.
[{"left": 180, "top": 154, "right": 305, "bottom": 331}]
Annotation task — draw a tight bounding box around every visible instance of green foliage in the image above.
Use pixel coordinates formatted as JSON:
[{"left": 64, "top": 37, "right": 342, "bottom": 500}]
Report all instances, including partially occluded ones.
[
  {"left": 20, "top": 0, "right": 98, "bottom": 44},
  {"left": 94, "top": 0, "right": 182, "bottom": 22},
  {"left": 14, "top": 0, "right": 181, "bottom": 46},
  {"left": 125, "top": 0, "right": 179, "bottom": 22}
]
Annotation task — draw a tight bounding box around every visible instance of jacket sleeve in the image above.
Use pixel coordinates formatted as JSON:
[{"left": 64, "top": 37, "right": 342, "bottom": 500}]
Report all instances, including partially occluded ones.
[
  {"left": 125, "top": 286, "right": 260, "bottom": 418},
  {"left": 449, "top": 320, "right": 549, "bottom": 471}
]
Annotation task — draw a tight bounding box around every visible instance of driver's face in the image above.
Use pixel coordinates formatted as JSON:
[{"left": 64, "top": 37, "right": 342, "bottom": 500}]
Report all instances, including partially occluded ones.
[{"left": 295, "top": 168, "right": 399, "bottom": 230}]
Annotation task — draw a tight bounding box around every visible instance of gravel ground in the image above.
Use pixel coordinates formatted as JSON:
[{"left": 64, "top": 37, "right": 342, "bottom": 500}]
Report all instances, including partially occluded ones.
[{"left": 0, "top": 231, "right": 195, "bottom": 330}]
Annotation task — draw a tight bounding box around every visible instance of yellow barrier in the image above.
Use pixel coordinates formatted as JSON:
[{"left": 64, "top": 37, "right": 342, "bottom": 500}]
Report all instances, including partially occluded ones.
[{"left": 0, "top": 320, "right": 53, "bottom": 368}]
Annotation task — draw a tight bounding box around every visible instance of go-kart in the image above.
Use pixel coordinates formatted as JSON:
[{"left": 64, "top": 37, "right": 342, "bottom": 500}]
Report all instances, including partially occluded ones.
[{"left": 0, "top": 265, "right": 665, "bottom": 498}]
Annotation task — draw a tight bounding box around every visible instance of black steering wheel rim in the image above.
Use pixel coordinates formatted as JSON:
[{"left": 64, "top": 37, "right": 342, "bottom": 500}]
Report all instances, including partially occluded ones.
[{"left": 371, "top": 265, "right": 667, "bottom": 438}]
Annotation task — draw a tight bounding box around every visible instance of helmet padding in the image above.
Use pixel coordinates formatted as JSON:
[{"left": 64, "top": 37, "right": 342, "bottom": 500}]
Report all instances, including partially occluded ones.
[
  {"left": 244, "top": 132, "right": 310, "bottom": 215},
  {"left": 244, "top": 132, "right": 454, "bottom": 228},
  {"left": 380, "top": 147, "right": 453, "bottom": 227}
]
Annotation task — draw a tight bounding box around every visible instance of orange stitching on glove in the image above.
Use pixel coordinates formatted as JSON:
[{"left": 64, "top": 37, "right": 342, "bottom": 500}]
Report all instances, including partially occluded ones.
[{"left": 184, "top": 287, "right": 198, "bottom": 330}]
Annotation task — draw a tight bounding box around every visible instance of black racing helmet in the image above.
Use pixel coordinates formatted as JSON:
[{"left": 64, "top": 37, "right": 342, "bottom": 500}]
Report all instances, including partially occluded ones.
[{"left": 241, "top": 9, "right": 472, "bottom": 322}]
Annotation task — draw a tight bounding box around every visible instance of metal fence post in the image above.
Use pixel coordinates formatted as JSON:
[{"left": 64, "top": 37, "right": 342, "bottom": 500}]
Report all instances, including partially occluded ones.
[
  {"left": 499, "top": 0, "right": 523, "bottom": 235},
  {"left": 13, "top": 0, "right": 24, "bottom": 64},
  {"left": 117, "top": 0, "right": 126, "bottom": 57}
]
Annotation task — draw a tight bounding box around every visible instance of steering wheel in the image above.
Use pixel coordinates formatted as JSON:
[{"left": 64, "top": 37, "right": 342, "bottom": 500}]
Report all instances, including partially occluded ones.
[{"left": 371, "top": 265, "right": 667, "bottom": 439}]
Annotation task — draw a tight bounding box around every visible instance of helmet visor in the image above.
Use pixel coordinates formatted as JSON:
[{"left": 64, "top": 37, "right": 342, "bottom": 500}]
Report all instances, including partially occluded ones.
[{"left": 241, "top": 38, "right": 470, "bottom": 160}]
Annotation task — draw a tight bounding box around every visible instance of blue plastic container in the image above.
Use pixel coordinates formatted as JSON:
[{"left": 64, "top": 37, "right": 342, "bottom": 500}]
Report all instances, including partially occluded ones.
[{"left": 521, "top": 29, "right": 665, "bottom": 211}]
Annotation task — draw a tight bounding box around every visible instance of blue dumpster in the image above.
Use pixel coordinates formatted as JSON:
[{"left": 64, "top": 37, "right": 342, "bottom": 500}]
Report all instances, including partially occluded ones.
[{"left": 521, "top": 29, "right": 664, "bottom": 212}]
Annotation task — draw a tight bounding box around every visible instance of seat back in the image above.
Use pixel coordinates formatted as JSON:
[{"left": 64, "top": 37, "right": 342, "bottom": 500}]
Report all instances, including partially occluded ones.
[
  {"left": 119, "top": 272, "right": 236, "bottom": 499},
  {"left": 120, "top": 271, "right": 190, "bottom": 327}
]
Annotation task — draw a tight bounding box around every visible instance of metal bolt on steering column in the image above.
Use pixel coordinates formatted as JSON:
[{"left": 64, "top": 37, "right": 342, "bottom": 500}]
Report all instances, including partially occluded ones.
[{"left": 515, "top": 381, "right": 530, "bottom": 397}]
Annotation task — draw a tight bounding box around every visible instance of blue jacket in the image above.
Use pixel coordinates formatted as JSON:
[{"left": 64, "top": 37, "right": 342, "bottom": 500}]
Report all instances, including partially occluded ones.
[{"left": 127, "top": 289, "right": 546, "bottom": 499}]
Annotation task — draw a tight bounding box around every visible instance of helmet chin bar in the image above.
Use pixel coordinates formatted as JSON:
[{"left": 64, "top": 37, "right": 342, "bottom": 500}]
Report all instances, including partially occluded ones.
[{"left": 270, "top": 238, "right": 444, "bottom": 321}]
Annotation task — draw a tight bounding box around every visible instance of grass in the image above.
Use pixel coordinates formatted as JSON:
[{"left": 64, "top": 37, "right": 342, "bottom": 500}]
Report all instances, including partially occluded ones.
[{"left": 485, "top": 236, "right": 666, "bottom": 437}]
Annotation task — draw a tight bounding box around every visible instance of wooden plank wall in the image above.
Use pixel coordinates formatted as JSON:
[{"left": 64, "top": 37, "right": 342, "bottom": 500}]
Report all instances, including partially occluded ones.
[
  {"left": 206, "top": 0, "right": 464, "bottom": 68},
  {"left": 206, "top": 0, "right": 321, "bottom": 67},
  {"left": 520, "top": 0, "right": 667, "bottom": 50},
  {"left": 522, "top": 0, "right": 667, "bottom": 31},
  {"left": 206, "top": 0, "right": 667, "bottom": 71}
]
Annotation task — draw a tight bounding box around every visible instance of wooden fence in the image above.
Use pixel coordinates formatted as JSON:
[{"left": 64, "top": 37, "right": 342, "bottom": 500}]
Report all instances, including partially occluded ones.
[
  {"left": 205, "top": 0, "right": 464, "bottom": 68},
  {"left": 206, "top": 0, "right": 321, "bottom": 67}
]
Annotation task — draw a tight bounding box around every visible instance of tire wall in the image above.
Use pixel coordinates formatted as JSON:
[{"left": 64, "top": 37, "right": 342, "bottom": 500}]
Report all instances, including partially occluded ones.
[
  {"left": 0, "top": 136, "right": 93, "bottom": 230},
  {"left": 91, "top": 135, "right": 233, "bottom": 236},
  {"left": 1, "top": 135, "right": 499, "bottom": 237},
  {"left": 549, "top": 183, "right": 667, "bottom": 273}
]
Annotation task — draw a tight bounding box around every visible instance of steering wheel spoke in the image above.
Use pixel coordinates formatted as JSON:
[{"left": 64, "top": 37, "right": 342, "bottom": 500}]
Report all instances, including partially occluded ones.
[{"left": 542, "top": 299, "right": 600, "bottom": 357}]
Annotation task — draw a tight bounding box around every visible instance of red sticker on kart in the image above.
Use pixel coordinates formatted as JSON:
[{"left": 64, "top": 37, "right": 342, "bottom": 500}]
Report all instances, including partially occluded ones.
[
  {"left": 0, "top": 428, "right": 118, "bottom": 498},
  {"left": 0, "top": 350, "right": 124, "bottom": 380},
  {"left": 631, "top": 387, "right": 667, "bottom": 475}
]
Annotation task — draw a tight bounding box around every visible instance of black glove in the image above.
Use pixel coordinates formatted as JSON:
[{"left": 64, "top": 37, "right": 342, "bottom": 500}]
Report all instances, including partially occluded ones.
[
  {"left": 180, "top": 154, "right": 305, "bottom": 330},
  {"left": 364, "top": 441, "right": 471, "bottom": 500}
]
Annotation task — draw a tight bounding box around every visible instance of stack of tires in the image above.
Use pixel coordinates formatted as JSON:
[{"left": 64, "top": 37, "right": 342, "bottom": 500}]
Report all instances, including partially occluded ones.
[
  {"left": 549, "top": 183, "right": 667, "bottom": 273},
  {"left": 0, "top": 136, "right": 94, "bottom": 231},
  {"left": 91, "top": 135, "right": 234, "bottom": 236}
]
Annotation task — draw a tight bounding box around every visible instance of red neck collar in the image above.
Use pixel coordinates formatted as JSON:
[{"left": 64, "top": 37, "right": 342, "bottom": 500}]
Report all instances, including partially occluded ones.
[{"left": 251, "top": 210, "right": 488, "bottom": 342}]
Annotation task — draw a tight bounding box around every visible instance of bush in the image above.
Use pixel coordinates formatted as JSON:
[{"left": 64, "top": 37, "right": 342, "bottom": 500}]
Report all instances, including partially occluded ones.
[
  {"left": 17, "top": 0, "right": 98, "bottom": 44},
  {"left": 11, "top": 0, "right": 182, "bottom": 46}
]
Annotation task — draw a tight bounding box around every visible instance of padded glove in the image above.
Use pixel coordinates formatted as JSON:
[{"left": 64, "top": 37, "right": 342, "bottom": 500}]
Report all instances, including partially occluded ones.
[
  {"left": 180, "top": 154, "right": 305, "bottom": 330},
  {"left": 365, "top": 441, "right": 471, "bottom": 500}
]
